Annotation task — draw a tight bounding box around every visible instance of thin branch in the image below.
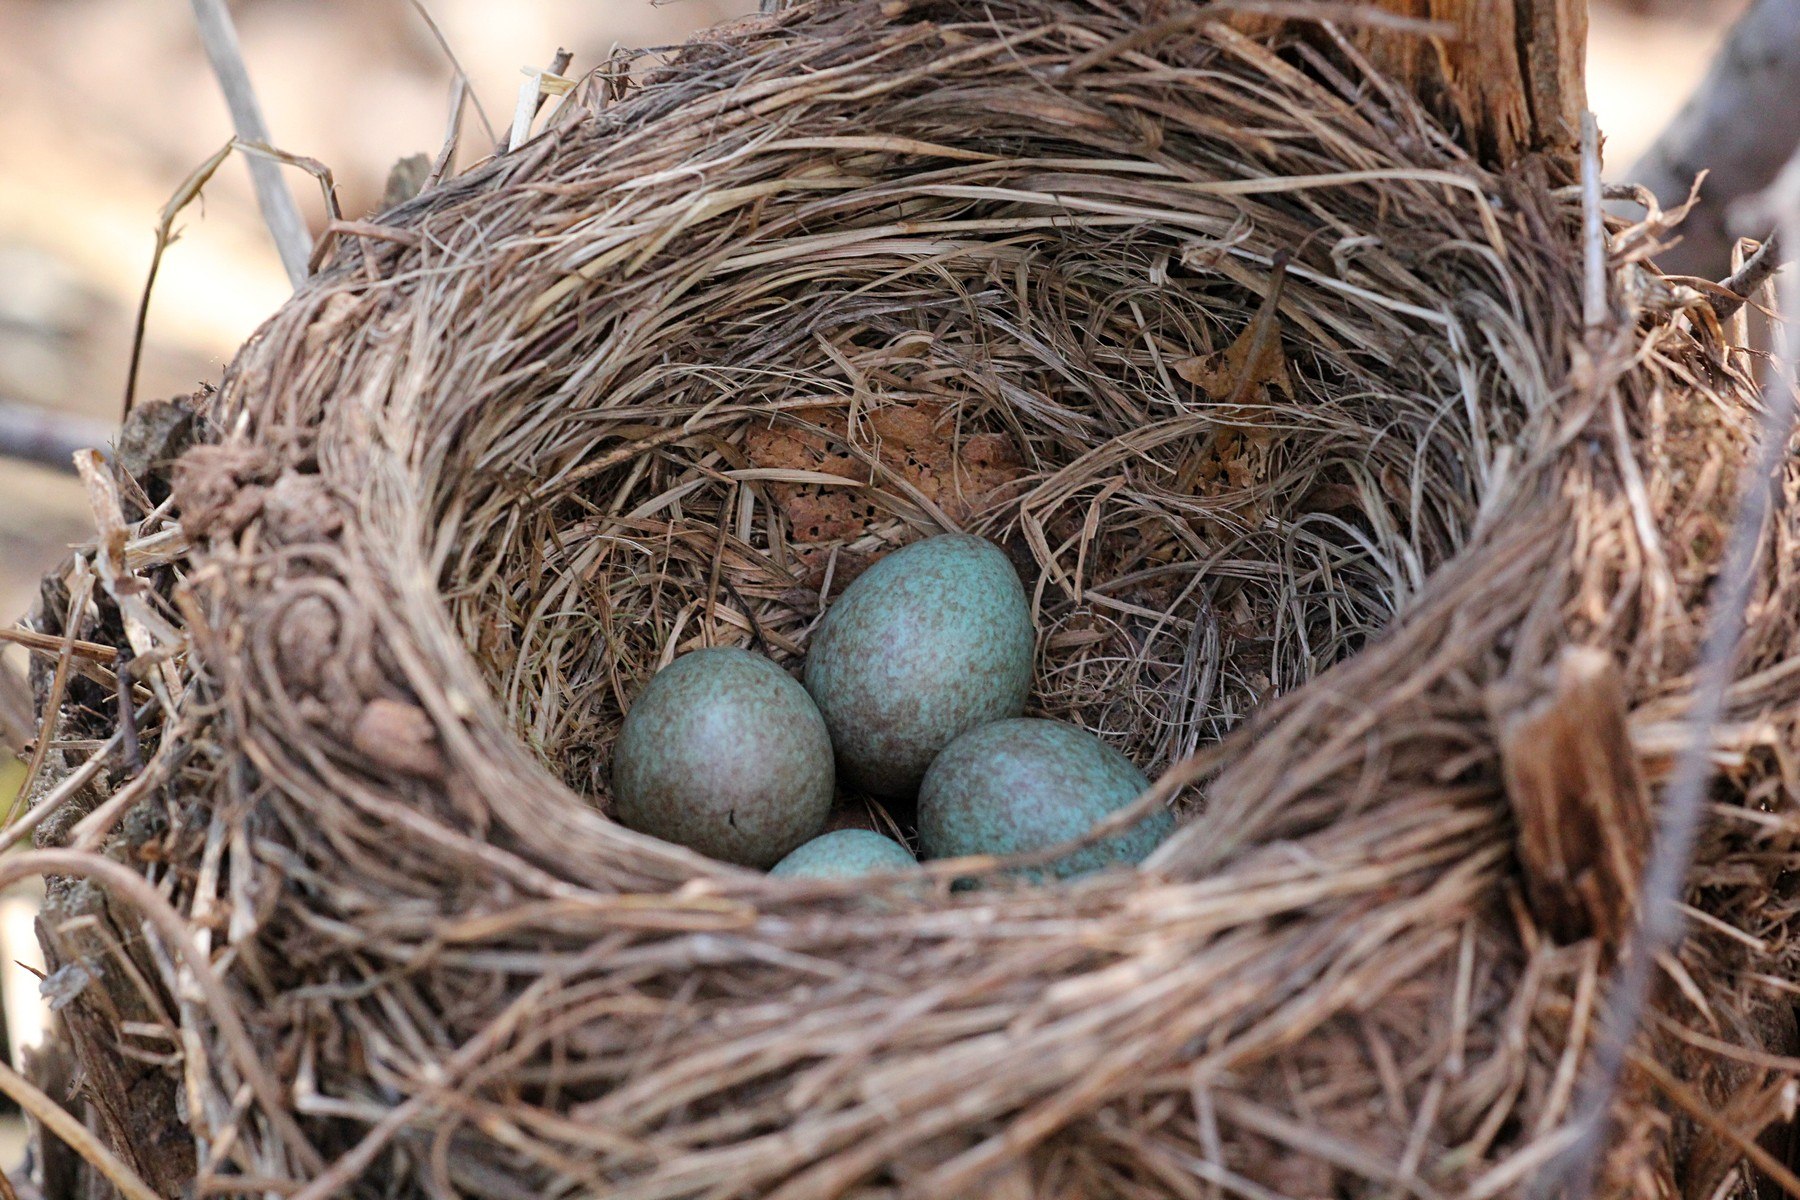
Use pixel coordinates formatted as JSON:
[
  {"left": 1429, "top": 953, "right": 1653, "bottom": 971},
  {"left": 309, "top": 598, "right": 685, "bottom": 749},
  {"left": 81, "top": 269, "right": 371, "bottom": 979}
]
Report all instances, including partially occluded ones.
[
  {"left": 125, "top": 141, "right": 235, "bottom": 420},
  {"left": 537, "top": 49, "right": 574, "bottom": 122},
  {"left": 7, "top": 571, "right": 96, "bottom": 831},
  {"left": 426, "top": 76, "right": 470, "bottom": 190},
  {"left": 113, "top": 646, "right": 141, "bottom": 779},
  {"left": 1546, "top": 149, "right": 1800, "bottom": 1200},
  {"left": 1580, "top": 111, "right": 1608, "bottom": 333},
  {"left": 0, "top": 402, "right": 111, "bottom": 473},
  {"left": 407, "top": 0, "right": 498, "bottom": 144},
  {"left": 125, "top": 132, "right": 341, "bottom": 418},
  {"left": 1708, "top": 231, "right": 1784, "bottom": 320},
  {"left": 1, "top": 684, "right": 159, "bottom": 853},
  {"left": 506, "top": 53, "right": 576, "bottom": 154},
  {"left": 0, "top": 628, "right": 120, "bottom": 664},
  {"left": 187, "top": 0, "right": 311, "bottom": 287}
]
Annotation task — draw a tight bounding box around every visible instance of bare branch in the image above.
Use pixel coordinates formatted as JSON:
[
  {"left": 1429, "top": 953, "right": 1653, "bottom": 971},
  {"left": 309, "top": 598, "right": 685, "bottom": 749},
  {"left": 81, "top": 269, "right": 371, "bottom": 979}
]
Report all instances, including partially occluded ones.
[
  {"left": 0, "top": 401, "right": 111, "bottom": 473},
  {"left": 1581, "top": 111, "right": 1608, "bottom": 332},
  {"left": 1708, "top": 231, "right": 1783, "bottom": 321},
  {"left": 187, "top": 0, "right": 312, "bottom": 288},
  {"left": 125, "top": 141, "right": 235, "bottom": 419},
  {"left": 1628, "top": 0, "right": 1800, "bottom": 278}
]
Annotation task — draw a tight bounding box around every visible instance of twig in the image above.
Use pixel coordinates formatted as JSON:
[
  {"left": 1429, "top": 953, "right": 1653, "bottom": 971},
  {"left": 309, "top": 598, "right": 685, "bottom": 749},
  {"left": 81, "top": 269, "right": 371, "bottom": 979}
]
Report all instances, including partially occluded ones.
[
  {"left": 1580, "top": 112, "right": 1608, "bottom": 334},
  {"left": 67, "top": 756, "right": 163, "bottom": 852},
  {"left": 1546, "top": 148, "right": 1800, "bottom": 1200},
  {"left": 1, "top": 696, "right": 159, "bottom": 850},
  {"left": 0, "top": 628, "right": 120, "bottom": 664},
  {"left": 187, "top": 0, "right": 311, "bottom": 288},
  {"left": 425, "top": 76, "right": 470, "bottom": 191},
  {"left": 718, "top": 574, "right": 770, "bottom": 657},
  {"left": 0, "top": 1057, "right": 160, "bottom": 1200},
  {"left": 114, "top": 646, "right": 141, "bottom": 779},
  {"left": 407, "top": 0, "right": 498, "bottom": 145},
  {"left": 507, "top": 54, "right": 577, "bottom": 153},
  {"left": 536, "top": 49, "right": 574, "bottom": 122},
  {"left": 8, "top": 572, "right": 96, "bottom": 829},
  {"left": 125, "top": 142, "right": 235, "bottom": 420},
  {"left": 233, "top": 139, "right": 341, "bottom": 221},
  {"left": 6, "top": 750, "right": 100, "bottom": 845},
  {"left": 1708, "top": 231, "right": 1784, "bottom": 320}
]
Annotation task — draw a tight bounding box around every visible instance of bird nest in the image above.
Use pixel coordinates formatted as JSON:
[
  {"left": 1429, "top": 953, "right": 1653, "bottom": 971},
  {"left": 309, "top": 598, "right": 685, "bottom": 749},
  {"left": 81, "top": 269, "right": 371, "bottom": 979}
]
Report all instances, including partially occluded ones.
[{"left": 20, "top": 1, "right": 1800, "bottom": 1197}]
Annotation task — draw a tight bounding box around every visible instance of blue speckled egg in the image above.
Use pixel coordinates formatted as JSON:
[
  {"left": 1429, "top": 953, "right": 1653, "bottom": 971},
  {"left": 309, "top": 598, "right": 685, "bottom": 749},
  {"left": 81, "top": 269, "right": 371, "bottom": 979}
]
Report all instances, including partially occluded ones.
[
  {"left": 611, "top": 648, "right": 834, "bottom": 868},
  {"left": 918, "top": 718, "right": 1174, "bottom": 879},
  {"left": 804, "top": 535, "right": 1034, "bottom": 797},
  {"left": 769, "top": 828, "right": 919, "bottom": 879}
]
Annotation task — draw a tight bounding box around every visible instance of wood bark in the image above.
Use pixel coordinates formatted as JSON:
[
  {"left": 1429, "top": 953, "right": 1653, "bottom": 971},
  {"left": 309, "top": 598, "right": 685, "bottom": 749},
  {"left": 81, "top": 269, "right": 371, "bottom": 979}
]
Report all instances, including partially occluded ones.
[
  {"left": 1627, "top": 0, "right": 1800, "bottom": 277},
  {"left": 1231, "top": 0, "right": 1588, "bottom": 172},
  {"left": 35, "top": 875, "right": 196, "bottom": 1200}
]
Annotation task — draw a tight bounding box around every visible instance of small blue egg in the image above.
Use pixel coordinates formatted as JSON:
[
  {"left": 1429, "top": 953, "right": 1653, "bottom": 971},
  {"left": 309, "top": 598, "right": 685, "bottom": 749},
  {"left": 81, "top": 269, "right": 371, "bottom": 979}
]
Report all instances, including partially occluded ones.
[
  {"left": 769, "top": 829, "right": 919, "bottom": 879},
  {"left": 918, "top": 718, "right": 1173, "bottom": 879}
]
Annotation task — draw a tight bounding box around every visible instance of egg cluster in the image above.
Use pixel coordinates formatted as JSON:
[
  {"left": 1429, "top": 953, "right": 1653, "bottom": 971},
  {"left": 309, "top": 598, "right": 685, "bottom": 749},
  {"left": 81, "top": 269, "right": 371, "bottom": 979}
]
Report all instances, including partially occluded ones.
[{"left": 610, "top": 535, "right": 1175, "bottom": 882}]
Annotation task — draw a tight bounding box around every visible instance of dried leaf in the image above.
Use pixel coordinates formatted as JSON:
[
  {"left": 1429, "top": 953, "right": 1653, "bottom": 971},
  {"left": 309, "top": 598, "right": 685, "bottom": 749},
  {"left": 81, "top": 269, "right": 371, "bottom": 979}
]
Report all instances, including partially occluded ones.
[
  {"left": 1174, "top": 263, "right": 1294, "bottom": 407},
  {"left": 745, "top": 402, "right": 1023, "bottom": 585},
  {"left": 1173, "top": 262, "right": 1295, "bottom": 524}
]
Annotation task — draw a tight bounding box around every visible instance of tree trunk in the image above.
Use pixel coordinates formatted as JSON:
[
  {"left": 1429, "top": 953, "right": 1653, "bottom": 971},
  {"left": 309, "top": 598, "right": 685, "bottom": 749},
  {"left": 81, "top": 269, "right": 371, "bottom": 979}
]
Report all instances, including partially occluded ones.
[{"left": 1232, "top": 0, "right": 1588, "bottom": 173}]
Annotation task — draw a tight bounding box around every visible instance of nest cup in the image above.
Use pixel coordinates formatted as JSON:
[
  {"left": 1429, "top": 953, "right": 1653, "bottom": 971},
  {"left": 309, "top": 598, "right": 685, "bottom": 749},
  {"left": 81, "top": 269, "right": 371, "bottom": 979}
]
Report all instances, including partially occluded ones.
[{"left": 25, "top": 2, "right": 1800, "bottom": 1197}]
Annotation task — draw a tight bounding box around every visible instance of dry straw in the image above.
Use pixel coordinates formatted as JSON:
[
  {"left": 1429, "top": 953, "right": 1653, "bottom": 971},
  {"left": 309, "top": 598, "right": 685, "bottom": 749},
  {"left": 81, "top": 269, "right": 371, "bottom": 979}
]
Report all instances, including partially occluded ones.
[{"left": 19, "top": 1, "right": 1800, "bottom": 1197}]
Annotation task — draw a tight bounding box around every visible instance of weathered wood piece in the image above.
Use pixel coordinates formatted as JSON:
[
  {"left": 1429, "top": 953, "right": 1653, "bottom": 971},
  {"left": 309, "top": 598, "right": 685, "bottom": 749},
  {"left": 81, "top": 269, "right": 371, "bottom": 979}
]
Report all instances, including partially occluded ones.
[
  {"left": 1494, "top": 647, "right": 1652, "bottom": 950},
  {"left": 1232, "top": 0, "right": 1588, "bottom": 170}
]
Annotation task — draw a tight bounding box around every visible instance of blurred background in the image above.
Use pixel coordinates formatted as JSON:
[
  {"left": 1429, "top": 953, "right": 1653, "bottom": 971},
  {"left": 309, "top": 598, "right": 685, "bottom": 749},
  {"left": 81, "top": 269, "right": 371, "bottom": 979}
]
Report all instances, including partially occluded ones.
[{"left": 0, "top": 0, "right": 1758, "bottom": 1163}]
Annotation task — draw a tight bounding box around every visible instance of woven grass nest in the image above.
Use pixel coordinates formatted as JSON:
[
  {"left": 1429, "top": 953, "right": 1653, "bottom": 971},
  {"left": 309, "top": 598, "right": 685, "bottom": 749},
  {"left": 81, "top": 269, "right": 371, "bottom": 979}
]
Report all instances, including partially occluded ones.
[{"left": 22, "top": 1, "right": 1800, "bottom": 1197}]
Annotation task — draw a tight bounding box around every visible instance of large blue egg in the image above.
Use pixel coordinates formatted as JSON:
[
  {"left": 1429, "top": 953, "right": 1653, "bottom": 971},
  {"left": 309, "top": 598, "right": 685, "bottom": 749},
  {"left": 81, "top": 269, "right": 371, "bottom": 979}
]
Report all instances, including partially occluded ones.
[
  {"left": 611, "top": 648, "right": 834, "bottom": 868},
  {"left": 804, "top": 535, "right": 1034, "bottom": 797},
  {"left": 918, "top": 718, "right": 1173, "bottom": 879}
]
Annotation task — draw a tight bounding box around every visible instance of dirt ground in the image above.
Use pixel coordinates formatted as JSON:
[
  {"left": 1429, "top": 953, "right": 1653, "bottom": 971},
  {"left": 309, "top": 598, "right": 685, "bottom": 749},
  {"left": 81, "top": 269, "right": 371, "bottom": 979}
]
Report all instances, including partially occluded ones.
[{"left": 0, "top": 0, "right": 1756, "bottom": 1168}]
